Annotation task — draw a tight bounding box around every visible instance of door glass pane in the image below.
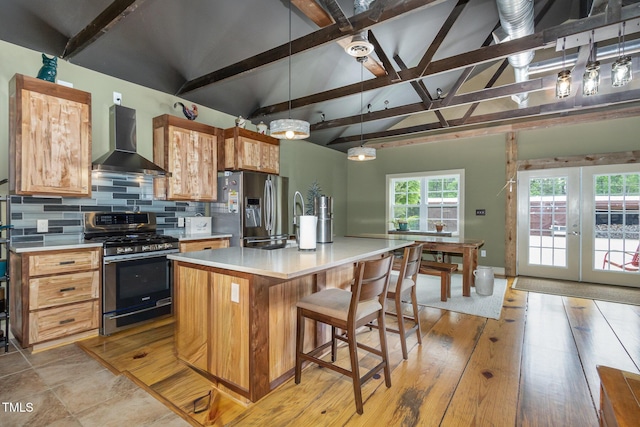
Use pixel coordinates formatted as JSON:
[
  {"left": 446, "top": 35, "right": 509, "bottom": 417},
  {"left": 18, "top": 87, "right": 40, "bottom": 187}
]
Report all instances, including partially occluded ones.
[
  {"left": 594, "top": 172, "right": 640, "bottom": 272},
  {"left": 528, "top": 177, "right": 568, "bottom": 267}
]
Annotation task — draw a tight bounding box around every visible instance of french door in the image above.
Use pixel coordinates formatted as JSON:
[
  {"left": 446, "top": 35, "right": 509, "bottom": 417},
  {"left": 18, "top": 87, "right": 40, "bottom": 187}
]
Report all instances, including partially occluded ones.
[{"left": 517, "top": 164, "right": 639, "bottom": 287}]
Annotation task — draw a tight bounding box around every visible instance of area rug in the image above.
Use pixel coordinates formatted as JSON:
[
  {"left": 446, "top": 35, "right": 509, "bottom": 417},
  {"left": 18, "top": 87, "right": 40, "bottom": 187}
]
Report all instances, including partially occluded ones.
[
  {"left": 415, "top": 274, "right": 508, "bottom": 320},
  {"left": 513, "top": 276, "right": 640, "bottom": 306}
]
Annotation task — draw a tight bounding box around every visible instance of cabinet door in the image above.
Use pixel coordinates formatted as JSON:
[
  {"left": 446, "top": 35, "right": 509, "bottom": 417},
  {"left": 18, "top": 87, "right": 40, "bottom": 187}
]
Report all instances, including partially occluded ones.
[
  {"left": 166, "top": 127, "right": 217, "bottom": 201},
  {"left": 260, "top": 142, "right": 280, "bottom": 174},
  {"left": 175, "top": 265, "right": 210, "bottom": 371},
  {"left": 237, "top": 137, "right": 261, "bottom": 172},
  {"left": 17, "top": 91, "right": 91, "bottom": 197}
]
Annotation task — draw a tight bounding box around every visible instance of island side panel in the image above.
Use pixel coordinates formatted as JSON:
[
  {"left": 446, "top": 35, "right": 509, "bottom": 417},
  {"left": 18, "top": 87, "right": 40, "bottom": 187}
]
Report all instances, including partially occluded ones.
[
  {"left": 267, "top": 275, "right": 315, "bottom": 385},
  {"left": 174, "top": 263, "right": 210, "bottom": 371},
  {"left": 212, "top": 273, "right": 250, "bottom": 392}
]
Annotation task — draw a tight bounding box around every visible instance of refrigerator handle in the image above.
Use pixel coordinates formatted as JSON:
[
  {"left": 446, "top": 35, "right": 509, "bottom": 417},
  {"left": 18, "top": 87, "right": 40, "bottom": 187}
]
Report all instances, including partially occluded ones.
[{"left": 264, "top": 178, "right": 272, "bottom": 231}]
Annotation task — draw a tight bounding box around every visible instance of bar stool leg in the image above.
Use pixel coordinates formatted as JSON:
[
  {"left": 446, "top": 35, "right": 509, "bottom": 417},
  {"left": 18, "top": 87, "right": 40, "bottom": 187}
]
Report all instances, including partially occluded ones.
[
  {"left": 295, "top": 308, "right": 304, "bottom": 384},
  {"left": 395, "top": 294, "right": 408, "bottom": 360},
  {"left": 347, "top": 323, "right": 364, "bottom": 415},
  {"left": 409, "top": 286, "right": 422, "bottom": 345}
]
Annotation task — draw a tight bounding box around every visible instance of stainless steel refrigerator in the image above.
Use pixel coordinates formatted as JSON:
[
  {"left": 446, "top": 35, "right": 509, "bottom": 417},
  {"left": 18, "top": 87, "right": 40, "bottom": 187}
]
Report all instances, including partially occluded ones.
[{"left": 211, "top": 171, "right": 289, "bottom": 248}]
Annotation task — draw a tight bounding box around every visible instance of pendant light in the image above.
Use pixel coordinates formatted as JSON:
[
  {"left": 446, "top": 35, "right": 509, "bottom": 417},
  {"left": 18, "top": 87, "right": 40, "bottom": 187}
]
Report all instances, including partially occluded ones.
[
  {"left": 556, "top": 37, "right": 571, "bottom": 98},
  {"left": 583, "top": 30, "right": 600, "bottom": 96},
  {"left": 612, "top": 21, "right": 632, "bottom": 87},
  {"left": 269, "top": 0, "right": 310, "bottom": 140},
  {"left": 347, "top": 57, "right": 376, "bottom": 161}
]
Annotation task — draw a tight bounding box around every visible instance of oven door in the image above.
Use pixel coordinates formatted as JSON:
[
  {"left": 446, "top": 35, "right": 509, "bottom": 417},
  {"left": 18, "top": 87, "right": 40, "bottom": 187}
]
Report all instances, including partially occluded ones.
[{"left": 102, "top": 249, "right": 177, "bottom": 335}]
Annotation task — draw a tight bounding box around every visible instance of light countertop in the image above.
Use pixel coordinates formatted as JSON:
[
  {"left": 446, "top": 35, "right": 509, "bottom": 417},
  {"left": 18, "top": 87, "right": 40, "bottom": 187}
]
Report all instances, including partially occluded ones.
[
  {"left": 11, "top": 238, "right": 103, "bottom": 253},
  {"left": 165, "top": 231, "right": 233, "bottom": 241},
  {"left": 168, "top": 236, "right": 413, "bottom": 280}
]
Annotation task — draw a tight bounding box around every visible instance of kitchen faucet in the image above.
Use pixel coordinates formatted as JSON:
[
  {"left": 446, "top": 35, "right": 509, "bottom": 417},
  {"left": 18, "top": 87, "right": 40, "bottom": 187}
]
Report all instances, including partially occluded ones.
[{"left": 293, "top": 191, "right": 305, "bottom": 243}]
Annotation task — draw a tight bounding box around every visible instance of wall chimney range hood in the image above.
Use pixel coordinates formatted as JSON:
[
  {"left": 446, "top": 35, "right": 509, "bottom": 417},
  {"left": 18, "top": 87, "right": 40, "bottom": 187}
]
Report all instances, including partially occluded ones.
[{"left": 92, "top": 105, "right": 169, "bottom": 176}]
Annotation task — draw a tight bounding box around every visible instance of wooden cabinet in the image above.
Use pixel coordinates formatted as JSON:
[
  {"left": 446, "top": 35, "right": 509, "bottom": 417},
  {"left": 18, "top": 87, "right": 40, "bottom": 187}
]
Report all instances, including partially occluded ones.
[
  {"left": 153, "top": 115, "right": 220, "bottom": 201},
  {"left": 179, "top": 237, "right": 229, "bottom": 253},
  {"left": 9, "top": 74, "right": 92, "bottom": 197},
  {"left": 10, "top": 247, "right": 101, "bottom": 350},
  {"left": 221, "top": 127, "right": 280, "bottom": 174},
  {"left": 598, "top": 365, "right": 640, "bottom": 427}
]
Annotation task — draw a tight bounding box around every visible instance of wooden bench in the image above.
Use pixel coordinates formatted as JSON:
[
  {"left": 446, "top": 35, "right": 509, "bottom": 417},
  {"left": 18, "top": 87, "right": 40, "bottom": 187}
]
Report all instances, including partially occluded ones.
[{"left": 419, "top": 261, "right": 458, "bottom": 302}]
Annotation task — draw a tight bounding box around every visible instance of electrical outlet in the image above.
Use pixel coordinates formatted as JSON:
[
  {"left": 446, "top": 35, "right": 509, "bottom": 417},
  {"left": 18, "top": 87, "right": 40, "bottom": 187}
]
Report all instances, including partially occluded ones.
[
  {"left": 231, "top": 283, "right": 240, "bottom": 303},
  {"left": 481, "top": 250, "right": 487, "bottom": 257},
  {"left": 113, "top": 91, "right": 122, "bottom": 105},
  {"left": 37, "top": 219, "right": 48, "bottom": 233},
  {"left": 178, "top": 217, "right": 185, "bottom": 227}
]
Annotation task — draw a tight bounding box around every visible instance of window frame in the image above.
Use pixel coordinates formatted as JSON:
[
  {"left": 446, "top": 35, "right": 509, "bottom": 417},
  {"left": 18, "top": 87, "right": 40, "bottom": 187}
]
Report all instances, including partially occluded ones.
[{"left": 386, "top": 169, "right": 465, "bottom": 238}]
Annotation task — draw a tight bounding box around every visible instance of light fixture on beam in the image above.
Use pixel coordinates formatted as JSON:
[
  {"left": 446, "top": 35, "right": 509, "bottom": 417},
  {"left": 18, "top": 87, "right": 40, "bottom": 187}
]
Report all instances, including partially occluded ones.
[
  {"left": 345, "top": 33, "right": 374, "bottom": 58},
  {"left": 269, "top": 0, "right": 310, "bottom": 140},
  {"left": 583, "top": 31, "right": 600, "bottom": 96},
  {"left": 556, "top": 37, "right": 571, "bottom": 98},
  {"left": 612, "top": 22, "right": 632, "bottom": 87}
]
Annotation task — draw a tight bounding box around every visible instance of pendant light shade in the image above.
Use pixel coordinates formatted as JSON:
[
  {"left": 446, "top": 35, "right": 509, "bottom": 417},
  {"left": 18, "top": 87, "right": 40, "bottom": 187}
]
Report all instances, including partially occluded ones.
[
  {"left": 270, "top": 119, "right": 310, "bottom": 140},
  {"left": 612, "top": 22, "right": 633, "bottom": 88},
  {"left": 612, "top": 55, "right": 632, "bottom": 87},
  {"left": 347, "top": 146, "right": 376, "bottom": 161},
  {"left": 269, "top": 0, "right": 310, "bottom": 140},
  {"left": 582, "top": 61, "right": 600, "bottom": 96}
]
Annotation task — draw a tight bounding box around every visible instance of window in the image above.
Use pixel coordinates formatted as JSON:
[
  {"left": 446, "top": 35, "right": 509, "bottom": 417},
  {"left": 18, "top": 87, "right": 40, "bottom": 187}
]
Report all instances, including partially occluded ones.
[{"left": 387, "top": 170, "right": 464, "bottom": 236}]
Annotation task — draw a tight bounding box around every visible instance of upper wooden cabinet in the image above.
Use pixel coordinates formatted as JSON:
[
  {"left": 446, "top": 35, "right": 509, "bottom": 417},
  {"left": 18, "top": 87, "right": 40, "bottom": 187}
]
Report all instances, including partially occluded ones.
[
  {"left": 9, "top": 74, "right": 92, "bottom": 197},
  {"left": 153, "top": 115, "right": 220, "bottom": 201},
  {"left": 221, "top": 127, "right": 280, "bottom": 174}
]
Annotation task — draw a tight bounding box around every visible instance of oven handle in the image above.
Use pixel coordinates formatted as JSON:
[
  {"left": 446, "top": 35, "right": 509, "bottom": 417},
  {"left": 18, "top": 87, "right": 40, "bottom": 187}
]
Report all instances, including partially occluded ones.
[
  {"left": 105, "top": 297, "right": 172, "bottom": 320},
  {"left": 103, "top": 249, "right": 179, "bottom": 264}
]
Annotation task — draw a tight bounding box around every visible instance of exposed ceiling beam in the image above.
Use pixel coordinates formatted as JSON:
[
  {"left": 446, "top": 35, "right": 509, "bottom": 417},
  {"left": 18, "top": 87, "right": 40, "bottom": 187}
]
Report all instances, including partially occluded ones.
[
  {"left": 369, "top": 0, "right": 393, "bottom": 22},
  {"left": 329, "top": 87, "right": 640, "bottom": 145},
  {"left": 367, "top": 30, "right": 400, "bottom": 81},
  {"left": 317, "top": 0, "right": 353, "bottom": 32},
  {"left": 177, "top": 0, "right": 448, "bottom": 95},
  {"left": 459, "top": 59, "right": 509, "bottom": 124},
  {"left": 417, "top": 0, "right": 471, "bottom": 76},
  {"left": 62, "top": 0, "right": 145, "bottom": 59},
  {"left": 249, "top": 4, "right": 640, "bottom": 119},
  {"left": 394, "top": 54, "right": 448, "bottom": 127},
  {"left": 291, "top": 0, "right": 334, "bottom": 27},
  {"left": 372, "top": 104, "right": 640, "bottom": 150}
]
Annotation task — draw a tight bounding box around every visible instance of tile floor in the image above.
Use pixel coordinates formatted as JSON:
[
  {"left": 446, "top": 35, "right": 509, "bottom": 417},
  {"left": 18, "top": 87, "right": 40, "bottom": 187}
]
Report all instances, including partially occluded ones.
[{"left": 0, "top": 339, "right": 189, "bottom": 427}]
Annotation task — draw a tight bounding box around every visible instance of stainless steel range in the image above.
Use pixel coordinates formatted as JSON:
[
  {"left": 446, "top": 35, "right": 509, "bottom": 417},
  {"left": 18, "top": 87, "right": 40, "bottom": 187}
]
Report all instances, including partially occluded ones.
[{"left": 84, "top": 212, "right": 179, "bottom": 335}]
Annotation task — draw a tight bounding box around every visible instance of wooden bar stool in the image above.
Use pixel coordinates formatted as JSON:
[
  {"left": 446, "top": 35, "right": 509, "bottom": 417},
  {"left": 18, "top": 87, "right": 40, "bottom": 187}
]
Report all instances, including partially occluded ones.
[
  {"left": 384, "top": 243, "right": 423, "bottom": 360},
  {"left": 294, "top": 254, "right": 394, "bottom": 415}
]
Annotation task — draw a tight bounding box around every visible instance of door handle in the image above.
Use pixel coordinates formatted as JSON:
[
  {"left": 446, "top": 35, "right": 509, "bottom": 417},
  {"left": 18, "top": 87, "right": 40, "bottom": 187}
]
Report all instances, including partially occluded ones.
[{"left": 570, "top": 231, "right": 580, "bottom": 235}]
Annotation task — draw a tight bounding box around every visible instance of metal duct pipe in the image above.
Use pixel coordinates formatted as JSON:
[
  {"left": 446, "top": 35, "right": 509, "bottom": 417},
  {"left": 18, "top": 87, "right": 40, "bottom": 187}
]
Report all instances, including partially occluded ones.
[
  {"left": 495, "top": 0, "right": 535, "bottom": 107},
  {"left": 529, "top": 39, "right": 640, "bottom": 75}
]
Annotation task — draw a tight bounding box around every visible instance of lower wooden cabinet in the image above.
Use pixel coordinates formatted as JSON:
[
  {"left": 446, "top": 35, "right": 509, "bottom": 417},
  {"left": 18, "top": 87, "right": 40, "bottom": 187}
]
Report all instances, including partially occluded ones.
[{"left": 10, "top": 247, "right": 101, "bottom": 349}]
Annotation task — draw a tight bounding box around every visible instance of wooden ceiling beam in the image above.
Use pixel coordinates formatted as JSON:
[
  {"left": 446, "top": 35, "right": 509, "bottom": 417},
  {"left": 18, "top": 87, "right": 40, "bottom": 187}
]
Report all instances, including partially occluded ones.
[
  {"left": 328, "top": 88, "right": 640, "bottom": 145},
  {"left": 417, "top": 0, "right": 471, "bottom": 76},
  {"left": 62, "top": 0, "right": 145, "bottom": 59},
  {"left": 367, "top": 30, "right": 400, "bottom": 81},
  {"left": 249, "top": 3, "right": 640, "bottom": 119},
  {"left": 317, "top": 0, "right": 353, "bottom": 32},
  {"left": 291, "top": 0, "right": 335, "bottom": 27},
  {"left": 177, "top": 0, "right": 447, "bottom": 94}
]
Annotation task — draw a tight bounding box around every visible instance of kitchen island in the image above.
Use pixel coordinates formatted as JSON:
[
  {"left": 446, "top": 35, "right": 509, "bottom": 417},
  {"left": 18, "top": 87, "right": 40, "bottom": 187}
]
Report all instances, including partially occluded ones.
[{"left": 167, "top": 237, "right": 411, "bottom": 403}]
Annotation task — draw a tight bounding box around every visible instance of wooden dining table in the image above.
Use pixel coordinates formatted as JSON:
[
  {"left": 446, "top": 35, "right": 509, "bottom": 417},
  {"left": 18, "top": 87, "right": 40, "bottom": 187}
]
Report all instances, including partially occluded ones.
[{"left": 354, "top": 233, "right": 485, "bottom": 297}]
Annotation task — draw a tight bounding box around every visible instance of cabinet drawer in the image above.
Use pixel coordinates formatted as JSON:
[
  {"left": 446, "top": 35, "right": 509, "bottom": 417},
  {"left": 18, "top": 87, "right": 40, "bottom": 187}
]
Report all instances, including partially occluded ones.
[
  {"left": 180, "top": 239, "right": 229, "bottom": 253},
  {"left": 29, "top": 300, "right": 99, "bottom": 344},
  {"left": 29, "top": 270, "right": 99, "bottom": 310},
  {"left": 28, "top": 250, "right": 100, "bottom": 276}
]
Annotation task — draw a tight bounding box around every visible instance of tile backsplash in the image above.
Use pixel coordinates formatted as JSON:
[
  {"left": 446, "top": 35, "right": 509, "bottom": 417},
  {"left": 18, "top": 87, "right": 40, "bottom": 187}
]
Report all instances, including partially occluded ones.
[{"left": 10, "top": 172, "right": 205, "bottom": 244}]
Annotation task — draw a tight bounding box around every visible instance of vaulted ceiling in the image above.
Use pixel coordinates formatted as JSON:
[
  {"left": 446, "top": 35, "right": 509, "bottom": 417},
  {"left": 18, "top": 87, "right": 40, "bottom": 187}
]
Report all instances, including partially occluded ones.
[{"left": 1, "top": 0, "right": 640, "bottom": 152}]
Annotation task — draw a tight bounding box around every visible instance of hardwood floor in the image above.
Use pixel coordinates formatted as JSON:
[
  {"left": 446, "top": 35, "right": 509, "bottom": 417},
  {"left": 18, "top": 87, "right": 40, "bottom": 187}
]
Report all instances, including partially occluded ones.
[{"left": 78, "top": 279, "right": 640, "bottom": 426}]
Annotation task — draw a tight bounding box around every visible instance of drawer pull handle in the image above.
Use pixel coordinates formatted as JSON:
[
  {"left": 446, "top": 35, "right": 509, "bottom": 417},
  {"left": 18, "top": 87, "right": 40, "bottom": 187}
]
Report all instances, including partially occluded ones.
[
  {"left": 59, "top": 287, "right": 76, "bottom": 292},
  {"left": 203, "top": 247, "right": 212, "bottom": 250},
  {"left": 59, "top": 318, "right": 75, "bottom": 325},
  {"left": 59, "top": 261, "right": 75, "bottom": 265}
]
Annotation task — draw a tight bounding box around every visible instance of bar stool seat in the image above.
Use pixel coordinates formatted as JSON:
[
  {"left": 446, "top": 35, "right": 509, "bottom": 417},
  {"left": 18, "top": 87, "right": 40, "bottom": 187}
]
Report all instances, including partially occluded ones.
[{"left": 295, "top": 254, "right": 394, "bottom": 415}]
